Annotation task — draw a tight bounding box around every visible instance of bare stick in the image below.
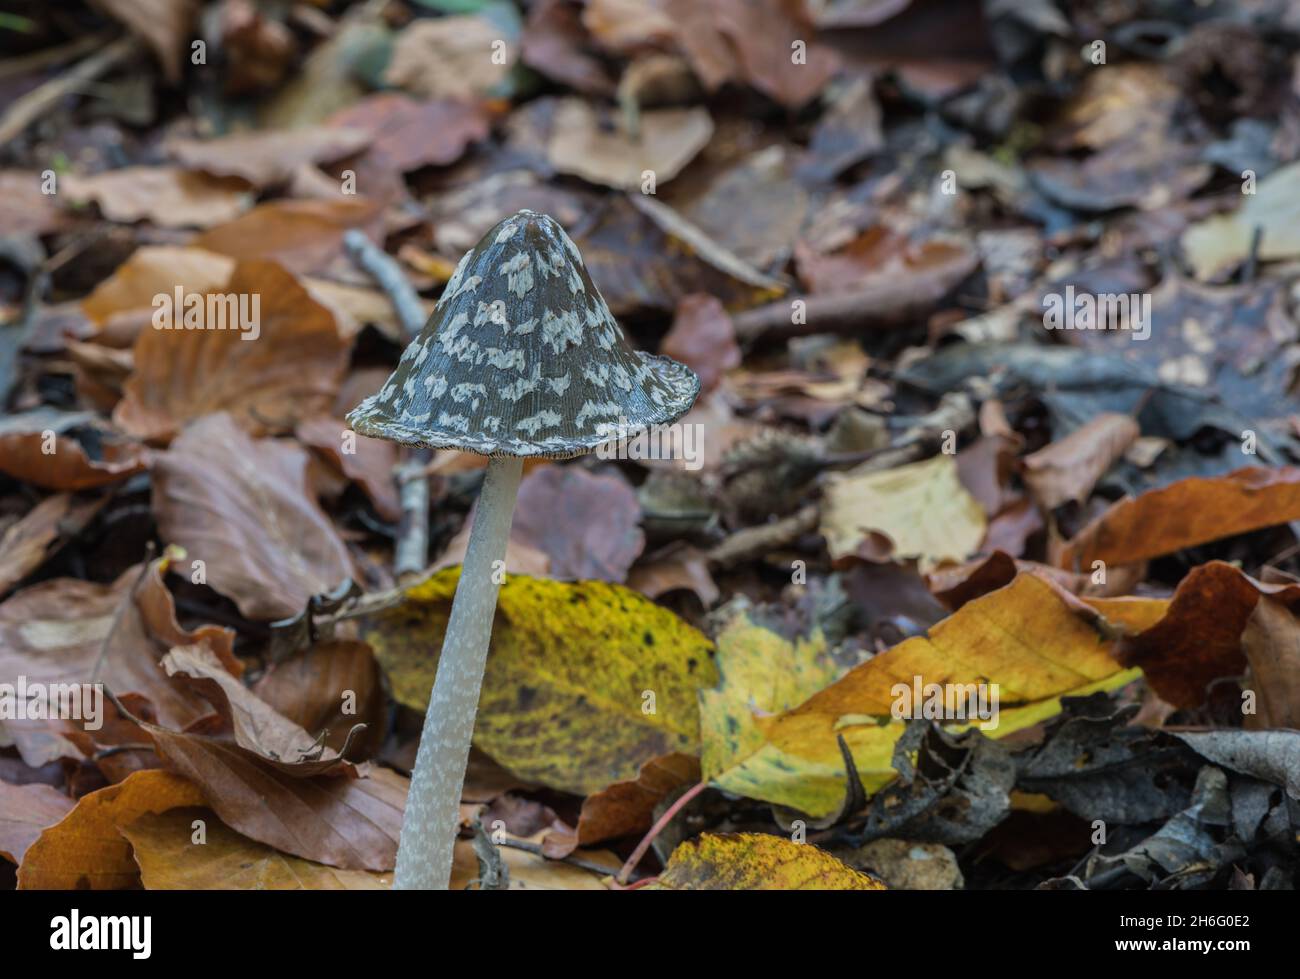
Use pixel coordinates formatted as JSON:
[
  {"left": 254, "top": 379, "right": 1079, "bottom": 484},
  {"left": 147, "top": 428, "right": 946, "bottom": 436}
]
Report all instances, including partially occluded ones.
[{"left": 342, "top": 229, "right": 433, "bottom": 578}]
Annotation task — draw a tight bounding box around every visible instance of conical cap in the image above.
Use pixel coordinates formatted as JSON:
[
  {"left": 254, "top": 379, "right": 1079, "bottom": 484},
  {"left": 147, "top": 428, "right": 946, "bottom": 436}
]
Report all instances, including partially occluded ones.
[{"left": 346, "top": 210, "right": 700, "bottom": 457}]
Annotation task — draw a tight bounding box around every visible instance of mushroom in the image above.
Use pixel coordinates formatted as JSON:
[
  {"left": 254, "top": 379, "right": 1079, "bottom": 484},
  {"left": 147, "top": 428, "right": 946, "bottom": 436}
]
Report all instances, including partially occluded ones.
[{"left": 347, "top": 210, "right": 699, "bottom": 888}]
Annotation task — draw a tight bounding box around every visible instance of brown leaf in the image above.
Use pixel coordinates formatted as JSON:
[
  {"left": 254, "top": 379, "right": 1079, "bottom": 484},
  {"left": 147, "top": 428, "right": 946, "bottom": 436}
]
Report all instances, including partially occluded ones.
[
  {"left": 1022, "top": 414, "right": 1139, "bottom": 511},
  {"left": 547, "top": 97, "right": 713, "bottom": 191},
  {"left": 81, "top": 246, "right": 234, "bottom": 328},
  {"left": 296, "top": 415, "right": 401, "bottom": 522},
  {"left": 0, "top": 410, "right": 150, "bottom": 490},
  {"left": 0, "top": 552, "right": 236, "bottom": 766},
  {"left": 327, "top": 93, "right": 490, "bottom": 172},
  {"left": 627, "top": 544, "right": 719, "bottom": 607},
  {"left": 253, "top": 639, "right": 386, "bottom": 759},
  {"left": 122, "top": 808, "right": 390, "bottom": 889},
  {"left": 62, "top": 167, "right": 253, "bottom": 229},
  {"left": 1059, "top": 467, "right": 1300, "bottom": 569},
  {"left": 95, "top": 0, "right": 198, "bottom": 83},
  {"left": 547, "top": 752, "right": 699, "bottom": 857},
  {"left": 17, "top": 769, "right": 204, "bottom": 889},
  {"left": 191, "top": 198, "right": 382, "bottom": 275},
  {"left": 114, "top": 261, "right": 348, "bottom": 443},
  {"left": 151, "top": 413, "right": 355, "bottom": 621},
  {"left": 166, "top": 126, "right": 371, "bottom": 189},
  {"left": 384, "top": 14, "right": 516, "bottom": 101},
  {"left": 796, "top": 225, "right": 979, "bottom": 297},
  {"left": 0, "top": 170, "right": 77, "bottom": 236},
  {"left": 660, "top": 294, "right": 741, "bottom": 395},
  {"left": 0, "top": 781, "right": 74, "bottom": 865},
  {"left": 0, "top": 494, "right": 104, "bottom": 596},
  {"left": 1242, "top": 597, "right": 1300, "bottom": 729},
  {"left": 1116, "top": 561, "right": 1300, "bottom": 708},
  {"left": 145, "top": 729, "right": 406, "bottom": 870},
  {"left": 512, "top": 465, "right": 645, "bottom": 582},
  {"left": 161, "top": 641, "right": 339, "bottom": 768},
  {"left": 522, "top": 0, "right": 617, "bottom": 95}
]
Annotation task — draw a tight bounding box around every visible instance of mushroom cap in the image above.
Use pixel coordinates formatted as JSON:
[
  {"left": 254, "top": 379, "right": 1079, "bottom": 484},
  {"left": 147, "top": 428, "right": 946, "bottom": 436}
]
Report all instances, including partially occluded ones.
[{"left": 346, "top": 210, "right": 700, "bottom": 458}]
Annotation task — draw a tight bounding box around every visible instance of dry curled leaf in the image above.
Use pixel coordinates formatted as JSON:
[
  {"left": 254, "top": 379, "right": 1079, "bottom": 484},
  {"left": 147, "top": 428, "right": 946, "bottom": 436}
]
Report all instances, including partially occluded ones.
[
  {"left": 166, "top": 126, "right": 371, "bottom": 189},
  {"left": 1021, "top": 413, "right": 1139, "bottom": 510},
  {"left": 62, "top": 167, "right": 252, "bottom": 229}
]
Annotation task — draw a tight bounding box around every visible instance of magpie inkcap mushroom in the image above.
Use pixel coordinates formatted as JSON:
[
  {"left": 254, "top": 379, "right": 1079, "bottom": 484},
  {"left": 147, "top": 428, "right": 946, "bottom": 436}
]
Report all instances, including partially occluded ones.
[{"left": 347, "top": 210, "right": 699, "bottom": 888}]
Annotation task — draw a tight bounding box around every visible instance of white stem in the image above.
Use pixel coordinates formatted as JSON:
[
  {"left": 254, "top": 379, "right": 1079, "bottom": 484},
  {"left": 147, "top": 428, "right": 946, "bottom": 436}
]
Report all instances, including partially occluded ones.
[{"left": 394, "top": 455, "right": 523, "bottom": 889}]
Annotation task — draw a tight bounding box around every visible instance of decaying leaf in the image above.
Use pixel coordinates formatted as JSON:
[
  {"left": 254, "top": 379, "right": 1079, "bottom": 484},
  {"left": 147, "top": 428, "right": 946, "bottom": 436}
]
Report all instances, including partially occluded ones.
[
  {"left": 1059, "top": 467, "right": 1300, "bottom": 570},
  {"left": 655, "top": 833, "right": 884, "bottom": 890},
  {"left": 166, "top": 126, "right": 371, "bottom": 189},
  {"left": 152, "top": 413, "right": 355, "bottom": 621},
  {"left": 62, "top": 167, "right": 252, "bottom": 229},
  {"left": 123, "top": 808, "right": 391, "bottom": 889},
  {"left": 17, "top": 769, "right": 204, "bottom": 889},
  {"left": 1021, "top": 413, "right": 1139, "bottom": 510},
  {"left": 360, "top": 569, "right": 718, "bottom": 794},
  {"left": 0, "top": 781, "right": 75, "bottom": 865},
  {"left": 821, "top": 454, "right": 987, "bottom": 567},
  {"left": 114, "top": 261, "right": 348, "bottom": 443}
]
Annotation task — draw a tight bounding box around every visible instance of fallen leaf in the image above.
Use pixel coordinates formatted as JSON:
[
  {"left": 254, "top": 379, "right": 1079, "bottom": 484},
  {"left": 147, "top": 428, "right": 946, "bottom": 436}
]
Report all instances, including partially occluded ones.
[
  {"left": 1241, "top": 597, "right": 1300, "bottom": 730},
  {"left": 152, "top": 413, "right": 355, "bottom": 620},
  {"left": 547, "top": 97, "right": 713, "bottom": 191},
  {"left": 660, "top": 294, "right": 741, "bottom": 395},
  {"left": 327, "top": 93, "right": 490, "bottom": 171},
  {"left": 821, "top": 453, "right": 987, "bottom": 567},
  {"left": 1021, "top": 413, "right": 1139, "bottom": 510},
  {"left": 748, "top": 574, "right": 1143, "bottom": 816},
  {"left": 166, "top": 126, "right": 371, "bottom": 189},
  {"left": 0, "top": 494, "right": 104, "bottom": 596},
  {"left": 0, "top": 551, "right": 236, "bottom": 766},
  {"left": 0, "top": 170, "right": 77, "bottom": 236},
  {"left": 700, "top": 603, "right": 843, "bottom": 806},
  {"left": 522, "top": 0, "right": 617, "bottom": 95},
  {"left": 114, "top": 261, "right": 348, "bottom": 443},
  {"left": 1059, "top": 467, "right": 1300, "bottom": 570},
  {"left": 627, "top": 544, "right": 719, "bottom": 607},
  {"left": 191, "top": 198, "right": 381, "bottom": 274},
  {"left": 360, "top": 569, "right": 718, "bottom": 794},
  {"left": 795, "top": 226, "right": 978, "bottom": 297},
  {"left": 62, "top": 167, "right": 252, "bottom": 229},
  {"left": 655, "top": 833, "right": 884, "bottom": 889},
  {"left": 80, "top": 246, "right": 235, "bottom": 328},
  {"left": 296, "top": 415, "right": 401, "bottom": 521},
  {"left": 0, "top": 782, "right": 75, "bottom": 865},
  {"left": 123, "top": 807, "right": 390, "bottom": 889},
  {"left": 1174, "top": 730, "right": 1300, "bottom": 800},
  {"left": 17, "top": 769, "right": 204, "bottom": 889},
  {"left": 384, "top": 11, "right": 517, "bottom": 101},
  {"left": 547, "top": 752, "right": 700, "bottom": 857},
  {"left": 0, "top": 409, "right": 149, "bottom": 490},
  {"left": 1182, "top": 161, "right": 1300, "bottom": 280},
  {"left": 511, "top": 465, "right": 644, "bottom": 582},
  {"left": 254, "top": 639, "right": 386, "bottom": 758},
  {"left": 144, "top": 728, "right": 406, "bottom": 870}
]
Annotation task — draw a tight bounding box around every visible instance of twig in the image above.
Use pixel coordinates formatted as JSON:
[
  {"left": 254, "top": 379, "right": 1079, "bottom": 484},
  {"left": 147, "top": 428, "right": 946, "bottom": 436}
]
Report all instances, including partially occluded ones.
[
  {"left": 0, "top": 35, "right": 139, "bottom": 147},
  {"left": 617, "top": 779, "right": 708, "bottom": 884},
  {"left": 342, "top": 229, "right": 433, "bottom": 579},
  {"left": 707, "top": 505, "right": 819, "bottom": 569},
  {"left": 0, "top": 33, "right": 109, "bottom": 82}
]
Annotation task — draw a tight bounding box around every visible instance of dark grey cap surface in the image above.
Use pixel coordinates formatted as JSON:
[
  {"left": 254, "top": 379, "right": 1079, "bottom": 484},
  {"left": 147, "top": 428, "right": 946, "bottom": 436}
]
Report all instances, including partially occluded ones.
[{"left": 346, "top": 210, "right": 700, "bottom": 457}]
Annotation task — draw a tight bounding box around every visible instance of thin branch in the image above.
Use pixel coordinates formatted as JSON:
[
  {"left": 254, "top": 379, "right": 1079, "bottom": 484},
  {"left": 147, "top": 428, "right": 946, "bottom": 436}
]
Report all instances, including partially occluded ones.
[{"left": 0, "top": 35, "right": 139, "bottom": 146}]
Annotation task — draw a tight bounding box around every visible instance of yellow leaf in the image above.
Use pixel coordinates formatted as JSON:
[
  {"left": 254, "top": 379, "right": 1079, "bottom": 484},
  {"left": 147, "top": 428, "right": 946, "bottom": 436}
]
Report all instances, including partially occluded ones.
[
  {"left": 122, "top": 808, "right": 391, "bottom": 890},
  {"left": 655, "top": 833, "right": 885, "bottom": 890},
  {"left": 18, "top": 770, "right": 204, "bottom": 890},
  {"left": 723, "top": 574, "right": 1142, "bottom": 817},
  {"left": 361, "top": 569, "right": 718, "bottom": 794},
  {"left": 821, "top": 454, "right": 986, "bottom": 567},
  {"left": 700, "top": 604, "right": 843, "bottom": 802}
]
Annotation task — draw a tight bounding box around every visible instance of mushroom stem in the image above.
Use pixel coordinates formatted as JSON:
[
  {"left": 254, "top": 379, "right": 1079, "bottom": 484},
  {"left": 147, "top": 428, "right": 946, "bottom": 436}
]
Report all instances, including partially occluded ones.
[{"left": 394, "top": 455, "right": 524, "bottom": 889}]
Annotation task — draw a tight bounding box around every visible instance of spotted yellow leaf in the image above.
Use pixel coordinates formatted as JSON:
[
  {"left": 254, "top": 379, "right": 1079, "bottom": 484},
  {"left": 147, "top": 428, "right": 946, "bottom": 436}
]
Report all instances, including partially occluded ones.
[
  {"left": 360, "top": 569, "right": 718, "bottom": 794},
  {"left": 655, "top": 832, "right": 885, "bottom": 890}
]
